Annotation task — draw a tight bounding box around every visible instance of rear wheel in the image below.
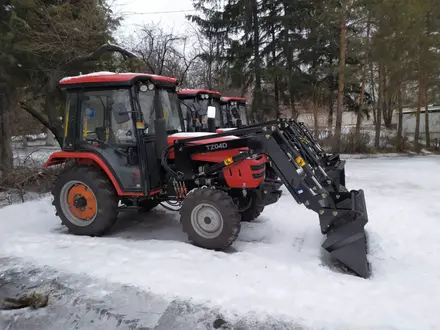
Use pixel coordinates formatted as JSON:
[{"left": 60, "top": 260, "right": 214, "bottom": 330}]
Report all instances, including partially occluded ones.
[
  {"left": 180, "top": 188, "right": 241, "bottom": 250},
  {"left": 52, "top": 166, "right": 119, "bottom": 236}
]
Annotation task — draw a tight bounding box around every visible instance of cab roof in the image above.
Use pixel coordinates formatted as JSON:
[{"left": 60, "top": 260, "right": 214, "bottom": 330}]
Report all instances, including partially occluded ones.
[
  {"left": 178, "top": 89, "right": 221, "bottom": 98},
  {"left": 220, "top": 96, "right": 248, "bottom": 103},
  {"left": 59, "top": 71, "right": 177, "bottom": 89}
]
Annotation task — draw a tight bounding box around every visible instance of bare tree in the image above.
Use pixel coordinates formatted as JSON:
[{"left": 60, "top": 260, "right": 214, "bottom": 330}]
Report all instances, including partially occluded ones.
[{"left": 124, "top": 23, "right": 202, "bottom": 85}]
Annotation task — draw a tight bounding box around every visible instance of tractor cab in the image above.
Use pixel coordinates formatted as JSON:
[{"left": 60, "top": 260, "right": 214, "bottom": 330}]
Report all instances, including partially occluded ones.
[
  {"left": 220, "top": 97, "right": 250, "bottom": 128},
  {"left": 178, "top": 89, "right": 223, "bottom": 132},
  {"left": 56, "top": 72, "right": 183, "bottom": 196}
]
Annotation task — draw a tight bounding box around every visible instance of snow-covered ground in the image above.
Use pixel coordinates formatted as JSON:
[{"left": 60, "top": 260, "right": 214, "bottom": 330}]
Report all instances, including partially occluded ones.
[{"left": 1, "top": 156, "right": 439, "bottom": 329}]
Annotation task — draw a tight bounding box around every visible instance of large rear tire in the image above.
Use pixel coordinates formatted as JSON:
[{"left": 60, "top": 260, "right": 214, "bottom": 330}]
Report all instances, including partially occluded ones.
[
  {"left": 52, "top": 165, "right": 119, "bottom": 236},
  {"left": 180, "top": 188, "right": 241, "bottom": 250}
]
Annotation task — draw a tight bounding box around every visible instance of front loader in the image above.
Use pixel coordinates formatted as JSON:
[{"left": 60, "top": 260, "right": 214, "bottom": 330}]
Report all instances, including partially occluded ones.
[{"left": 44, "top": 72, "right": 370, "bottom": 279}]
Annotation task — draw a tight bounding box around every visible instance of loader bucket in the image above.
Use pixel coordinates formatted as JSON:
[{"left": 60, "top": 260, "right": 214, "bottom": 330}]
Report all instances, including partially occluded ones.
[{"left": 319, "top": 189, "right": 370, "bottom": 278}]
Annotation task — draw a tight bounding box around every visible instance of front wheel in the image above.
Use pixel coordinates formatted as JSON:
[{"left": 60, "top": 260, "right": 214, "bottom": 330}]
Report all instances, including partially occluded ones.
[
  {"left": 52, "top": 166, "right": 119, "bottom": 236},
  {"left": 180, "top": 188, "right": 241, "bottom": 250}
]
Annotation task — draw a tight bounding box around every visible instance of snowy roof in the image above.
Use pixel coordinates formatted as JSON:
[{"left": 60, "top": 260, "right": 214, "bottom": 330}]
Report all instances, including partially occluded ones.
[
  {"left": 170, "top": 132, "right": 239, "bottom": 139},
  {"left": 220, "top": 96, "right": 248, "bottom": 103},
  {"left": 178, "top": 89, "right": 221, "bottom": 96},
  {"left": 59, "top": 72, "right": 177, "bottom": 86}
]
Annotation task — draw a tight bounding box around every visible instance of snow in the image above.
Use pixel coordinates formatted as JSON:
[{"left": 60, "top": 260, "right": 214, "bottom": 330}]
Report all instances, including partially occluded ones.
[
  {"left": 170, "top": 132, "right": 239, "bottom": 139},
  {"left": 217, "top": 128, "right": 237, "bottom": 132},
  {"left": 59, "top": 71, "right": 117, "bottom": 83},
  {"left": 1, "top": 156, "right": 440, "bottom": 329},
  {"left": 171, "top": 132, "right": 216, "bottom": 137},
  {"left": 59, "top": 70, "right": 176, "bottom": 84}
]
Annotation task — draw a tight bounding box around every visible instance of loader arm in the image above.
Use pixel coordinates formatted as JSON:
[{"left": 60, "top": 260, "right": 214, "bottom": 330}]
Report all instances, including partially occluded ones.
[{"left": 170, "top": 119, "right": 370, "bottom": 279}]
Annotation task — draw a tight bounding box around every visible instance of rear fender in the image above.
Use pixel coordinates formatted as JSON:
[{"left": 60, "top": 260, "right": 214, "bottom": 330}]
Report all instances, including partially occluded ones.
[{"left": 44, "top": 151, "right": 146, "bottom": 197}]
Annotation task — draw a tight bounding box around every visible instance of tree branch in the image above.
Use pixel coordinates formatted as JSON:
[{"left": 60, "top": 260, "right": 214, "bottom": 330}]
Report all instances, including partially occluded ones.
[
  {"left": 179, "top": 54, "right": 202, "bottom": 83},
  {"left": 63, "top": 42, "right": 150, "bottom": 71},
  {"left": 18, "top": 102, "right": 63, "bottom": 146}
]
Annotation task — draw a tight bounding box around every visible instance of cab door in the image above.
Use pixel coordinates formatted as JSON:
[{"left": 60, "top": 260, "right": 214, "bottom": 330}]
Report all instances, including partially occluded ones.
[{"left": 74, "top": 88, "right": 145, "bottom": 194}]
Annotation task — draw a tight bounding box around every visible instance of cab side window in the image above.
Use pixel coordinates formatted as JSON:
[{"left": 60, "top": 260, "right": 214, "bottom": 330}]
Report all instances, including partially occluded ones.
[{"left": 79, "top": 89, "right": 136, "bottom": 146}]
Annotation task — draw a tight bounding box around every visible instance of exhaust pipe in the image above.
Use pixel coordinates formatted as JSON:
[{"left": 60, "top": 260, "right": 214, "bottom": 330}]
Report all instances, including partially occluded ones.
[{"left": 319, "top": 189, "right": 370, "bottom": 278}]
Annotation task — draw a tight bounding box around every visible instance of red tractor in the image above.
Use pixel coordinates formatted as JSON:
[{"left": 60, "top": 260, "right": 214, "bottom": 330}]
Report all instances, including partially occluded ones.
[
  {"left": 219, "top": 96, "right": 251, "bottom": 129},
  {"left": 177, "top": 89, "right": 223, "bottom": 132},
  {"left": 44, "top": 72, "right": 370, "bottom": 279},
  {"left": 177, "top": 89, "right": 281, "bottom": 213}
]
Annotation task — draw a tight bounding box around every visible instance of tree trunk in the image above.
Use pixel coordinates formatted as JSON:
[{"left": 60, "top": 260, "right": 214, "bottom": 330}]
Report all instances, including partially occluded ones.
[
  {"left": 313, "top": 86, "right": 320, "bottom": 137},
  {"left": 0, "top": 89, "right": 13, "bottom": 179},
  {"left": 41, "top": 71, "right": 65, "bottom": 146},
  {"left": 251, "top": 0, "right": 262, "bottom": 121},
  {"left": 424, "top": 84, "right": 430, "bottom": 148},
  {"left": 313, "top": 105, "right": 319, "bottom": 138},
  {"left": 414, "top": 76, "right": 422, "bottom": 153},
  {"left": 375, "top": 62, "right": 384, "bottom": 149},
  {"left": 327, "top": 95, "right": 334, "bottom": 130},
  {"left": 397, "top": 83, "right": 403, "bottom": 151},
  {"left": 356, "top": 57, "right": 368, "bottom": 150},
  {"left": 355, "top": 74, "right": 366, "bottom": 152},
  {"left": 271, "top": 27, "right": 280, "bottom": 117},
  {"left": 274, "top": 78, "right": 280, "bottom": 117},
  {"left": 334, "top": 6, "right": 347, "bottom": 152},
  {"left": 382, "top": 68, "right": 393, "bottom": 128},
  {"left": 369, "top": 63, "right": 377, "bottom": 125},
  {"left": 355, "top": 14, "right": 371, "bottom": 153}
]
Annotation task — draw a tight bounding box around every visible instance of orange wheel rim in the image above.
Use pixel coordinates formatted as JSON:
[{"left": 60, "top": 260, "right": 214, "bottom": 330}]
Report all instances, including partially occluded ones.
[{"left": 67, "top": 184, "right": 97, "bottom": 220}]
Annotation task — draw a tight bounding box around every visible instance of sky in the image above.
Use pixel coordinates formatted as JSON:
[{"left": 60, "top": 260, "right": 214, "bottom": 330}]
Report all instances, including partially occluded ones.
[{"left": 111, "top": 0, "right": 196, "bottom": 40}]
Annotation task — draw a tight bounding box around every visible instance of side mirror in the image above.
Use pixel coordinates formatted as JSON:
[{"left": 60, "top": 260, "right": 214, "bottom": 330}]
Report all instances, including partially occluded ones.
[
  {"left": 207, "top": 106, "right": 216, "bottom": 119},
  {"left": 112, "top": 102, "right": 130, "bottom": 124}
]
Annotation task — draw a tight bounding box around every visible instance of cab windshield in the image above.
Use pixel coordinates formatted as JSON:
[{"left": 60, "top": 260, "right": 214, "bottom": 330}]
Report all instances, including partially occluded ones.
[
  {"left": 185, "top": 97, "right": 222, "bottom": 128},
  {"left": 238, "top": 104, "right": 249, "bottom": 125},
  {"left": 137, "top": 88, "right": 183, "bottom": 134},
  {"left": 221, "top": 104, "right": 231, "bottom": 126}
]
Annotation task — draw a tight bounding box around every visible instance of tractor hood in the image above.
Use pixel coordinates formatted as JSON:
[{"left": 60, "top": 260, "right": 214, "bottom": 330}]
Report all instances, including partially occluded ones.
[
  {"left": 166, "top": 132, "right": 248, "bottom": 162},
  {"left": 167, "top": 132, "right": 239, "bottom": 145}
]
